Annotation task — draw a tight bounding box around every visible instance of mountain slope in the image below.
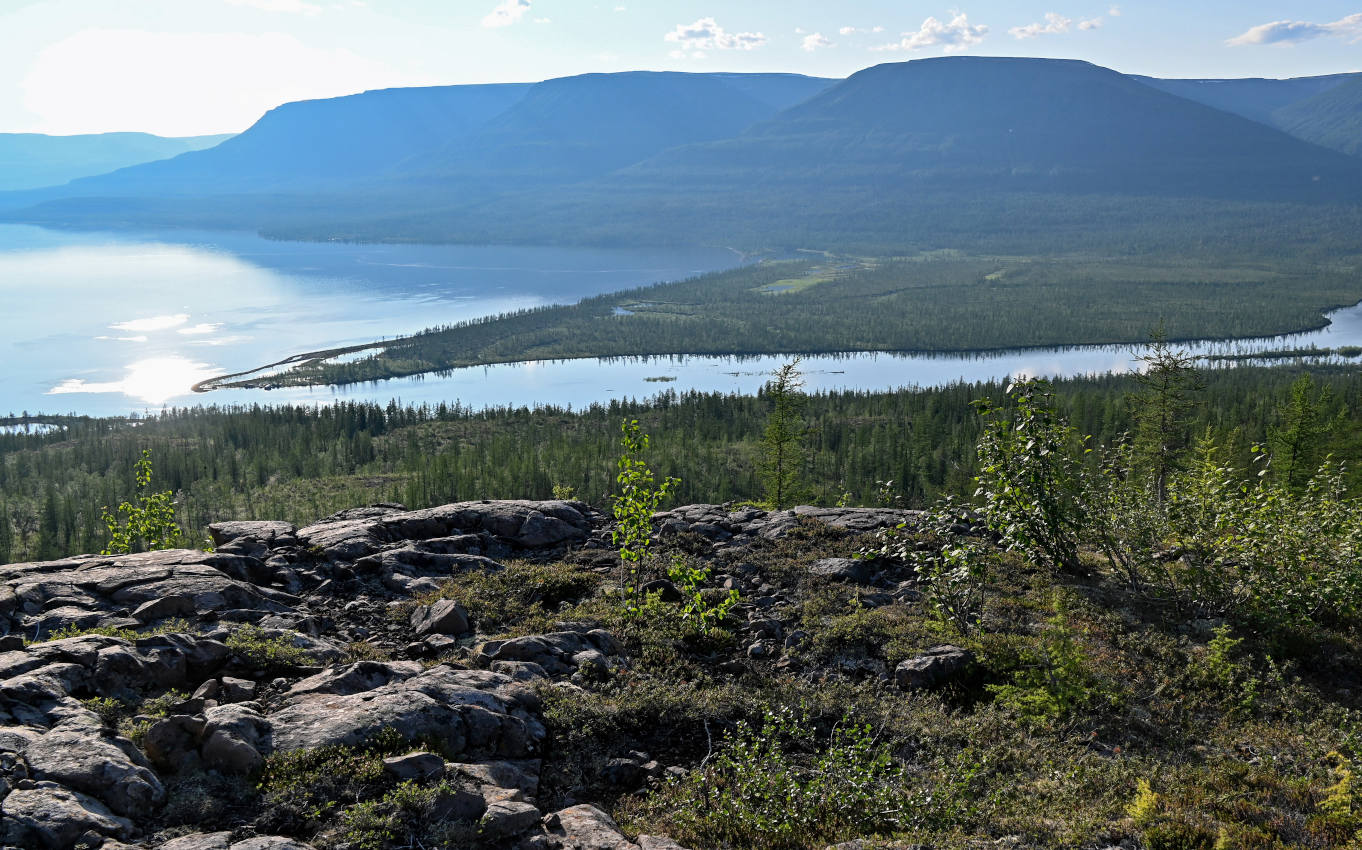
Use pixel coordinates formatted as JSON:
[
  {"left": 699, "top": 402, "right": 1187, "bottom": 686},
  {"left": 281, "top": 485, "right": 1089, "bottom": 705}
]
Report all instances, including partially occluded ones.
[
  {"left": 392, "top": 71, "right": 835, "bottom": 184},
  {"left": 1273, "top": 75, "right": 1362, "bottom": 157},
  {"left": 0, "top": 132, "right": 231, "bottom": 191},
  {"left": 1132, "top": 74, "right": 1357, "bottom": 126},
  {"left": 616, "top": 57, "right": 1362, "bottom": 198},
  {"left": 54, "top": 83, "right": 534, "bottom": 195}
]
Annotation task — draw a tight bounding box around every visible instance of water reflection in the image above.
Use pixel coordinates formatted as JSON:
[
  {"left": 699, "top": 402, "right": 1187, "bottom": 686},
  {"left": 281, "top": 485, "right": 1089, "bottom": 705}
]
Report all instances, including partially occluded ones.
[{"left": 49, "top": 357, "right": 220, "bottom": 406}]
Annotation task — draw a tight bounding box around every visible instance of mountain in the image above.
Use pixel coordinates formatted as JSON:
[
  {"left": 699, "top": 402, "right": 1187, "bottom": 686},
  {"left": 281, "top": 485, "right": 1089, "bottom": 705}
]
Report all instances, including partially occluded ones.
[
  {"left": 395, "top": 72, "right": 835, "bottom": 186},
  {"left": 614, "top": 57, "right": 1362, "bottom": 198},
  {"left": 1273, "top": 75, "right": 1362, "bottom": 157},
  {"left": 5, "top": 58, "right": 1361, "bottom": 249},
  {"left": 51, "top": 83, "right": 534, "bottom": 195},
  {"left": 0, "top": 132, "right": 231, "bottom": 191},
  {"left": 1133, "top": 74, "right": 1357, "bottom": 126}
]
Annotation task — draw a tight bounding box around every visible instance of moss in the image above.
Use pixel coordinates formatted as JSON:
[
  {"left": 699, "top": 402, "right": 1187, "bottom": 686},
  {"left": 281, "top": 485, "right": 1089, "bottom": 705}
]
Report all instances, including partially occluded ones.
[{"left": 225, "top": 623, "right": 312, "bottom": 669}]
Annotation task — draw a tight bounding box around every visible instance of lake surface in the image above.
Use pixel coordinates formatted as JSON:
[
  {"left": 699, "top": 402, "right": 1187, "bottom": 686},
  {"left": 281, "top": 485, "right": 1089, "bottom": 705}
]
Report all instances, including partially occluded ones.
[
  {"left": 0, "top": 225, "right": 738, "bottom": 416},
  {"left": 4, "top": 224, "right": 1362, "bottom": 417}
]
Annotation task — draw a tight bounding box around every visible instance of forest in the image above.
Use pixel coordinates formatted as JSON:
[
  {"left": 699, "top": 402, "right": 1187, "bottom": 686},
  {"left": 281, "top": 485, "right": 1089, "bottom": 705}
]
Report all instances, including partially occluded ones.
[
  {"left": 202, "top": 249, "right": 1362, "bottom": 390},
  {"left": 5, "top": 360, "right": 1361, "bottom": 565}
]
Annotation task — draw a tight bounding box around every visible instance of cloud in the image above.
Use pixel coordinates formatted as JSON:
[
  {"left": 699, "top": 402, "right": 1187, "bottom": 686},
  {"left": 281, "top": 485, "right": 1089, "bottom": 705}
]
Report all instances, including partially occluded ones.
[
  {"left": 1009, "top": 12, "right": 1071, "bottom": 38},
  {"left": 224, "top": 0, "right": 322, "bottom": 13},
  {"left": 1228, "top": 14, "right": 1362, "bottom": 45},
  {"left": 1108, "top": 5, "right": 1121, "bottom": 15},
  {"left": 664, "top": 17, "right": 767, "bottom": 57},
  {"left": 802, "top": 32, "right": 833, "bottom": 51},
  {"left": 839, "top": 26, "right": 858, "bottom": 36},
  {"left": 873, "top": 12, "right": 988, "bottom": 52},
  {"left": 482, "top": 0, "right": 530, "bottom": 28},
  {"left": 1079, "top": 18, "right": 1102, "bottom": 30}
]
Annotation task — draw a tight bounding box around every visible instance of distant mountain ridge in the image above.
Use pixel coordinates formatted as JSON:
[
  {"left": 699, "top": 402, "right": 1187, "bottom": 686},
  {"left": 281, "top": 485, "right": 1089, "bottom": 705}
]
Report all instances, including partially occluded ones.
[
  {"left": 0, "top": 132, "right": 231, "bottom": 192},
  {"left": 3, "top": 59, "right": 1361, "bottom": 249},
  {"left": 1135, "top": 72, "right": 1362, "bottom": 156}
]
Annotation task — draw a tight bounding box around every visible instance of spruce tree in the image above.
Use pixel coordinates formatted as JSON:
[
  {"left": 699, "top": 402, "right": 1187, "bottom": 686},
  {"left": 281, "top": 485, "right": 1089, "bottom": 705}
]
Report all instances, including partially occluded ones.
[{"left": 760, "top": 359, "right": 807, "bottom": 510}]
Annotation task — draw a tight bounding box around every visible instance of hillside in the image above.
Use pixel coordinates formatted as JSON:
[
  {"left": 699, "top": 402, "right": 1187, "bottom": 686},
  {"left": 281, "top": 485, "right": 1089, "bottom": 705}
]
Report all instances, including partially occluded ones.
[
  {"left": 0, "top": 131, "right": 231, "bottom": 191},
  {"left": 1274, "top": 75, "right": 1362, "bottom": 157},
  {"left": 395, "top": 71, "right": 834, "bottom": 186},
  {"left": 5, "top": 366, "right": 1362, "bottom": 848},
  {"left": 1133, "top": 73, "right": 1358, "bottom": 126}
]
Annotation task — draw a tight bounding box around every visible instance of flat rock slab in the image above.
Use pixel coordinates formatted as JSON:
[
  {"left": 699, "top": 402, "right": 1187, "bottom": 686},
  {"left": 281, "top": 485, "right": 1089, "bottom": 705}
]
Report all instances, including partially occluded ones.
[
  {"left": 655, "top": 504, "right": 922, "bottom": 544},
  {"left": 297, "top": 500, "right": 597, "bottom": 560},
  {"left": 1, "top": 550, "right": 292, "bottom": 636},
  {"left": 269, "top": 665, "right": 544, "bottom": 759}
]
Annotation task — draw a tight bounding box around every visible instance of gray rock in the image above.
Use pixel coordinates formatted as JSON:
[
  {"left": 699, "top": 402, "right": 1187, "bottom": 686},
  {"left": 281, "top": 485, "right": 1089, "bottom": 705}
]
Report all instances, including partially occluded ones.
[
  {"left": 542, "top": 804, "right": 638, "bottom": 849},
  {"left": 1, "top": 781, "right": 133, "bottom": 849},
  {"left": 200, "top": 703, "right": 272, "bottom": 774},
  {"left": 447, "top": 758, "right": 541, "bottom": 797},
  {"left": 207, "top": 520, "right": 298, "bottom": 549},
  {"left": 131, "top": 594, "right": 195, "bottom": 623},
  {"left": 894, "top": 645, "right": 975, "bottom": 690},
  {"left": 808, "top": 558, "right": 874, "bottom": 583},
  {"left": 638, "top": 838, "right": 691, "bottom": 850},
  {"left": 382, "top": 751, "right": 445, "bottom": 781},
  {"left": 480, "top": 799, "right": 542, "bottom": 840},
  {"left": 156, "top": 833, "right": 233, "bottom": 850},
  {"left": 22, "top": 725, "right": 165, "bottom": 817},
  {"left": 411, "top": 599, "right": 470, "bottom": 637},
  {"left": 269, "top": 666, "right": 542, "bottom": 759}
]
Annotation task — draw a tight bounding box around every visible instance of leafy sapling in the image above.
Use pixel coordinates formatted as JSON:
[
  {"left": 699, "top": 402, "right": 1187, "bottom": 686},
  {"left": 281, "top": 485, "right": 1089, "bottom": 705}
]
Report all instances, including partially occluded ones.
[{"left": 612, "top": 419, "right": 679, "bottom": 613}]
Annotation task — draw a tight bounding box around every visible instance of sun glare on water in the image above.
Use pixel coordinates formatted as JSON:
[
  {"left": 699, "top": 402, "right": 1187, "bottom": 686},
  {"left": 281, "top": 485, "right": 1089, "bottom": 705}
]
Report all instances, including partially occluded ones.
[{"left": 47, "top": 357, "right": 218, "bottom": 405}]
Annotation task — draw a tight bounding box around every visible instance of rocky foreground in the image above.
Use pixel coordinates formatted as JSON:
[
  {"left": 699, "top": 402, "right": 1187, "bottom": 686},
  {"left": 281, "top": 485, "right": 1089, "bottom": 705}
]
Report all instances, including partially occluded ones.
[{"left": 0, "top": 500, "right": 932, "bottom": 850}]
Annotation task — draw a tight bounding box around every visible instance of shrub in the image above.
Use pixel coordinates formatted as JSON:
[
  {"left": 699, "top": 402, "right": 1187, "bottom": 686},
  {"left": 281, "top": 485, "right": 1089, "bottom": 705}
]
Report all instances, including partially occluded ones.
[
  {"left": 225, "top": 623, "right": 312, "bottom": 669},
  {"left": 612, "top": 419, "right": 678, "bottom": 612},
  {"left": 332, "top": 781, "right": 475, "bottom": 850},
  {"left": 629, "top": 706, "right": 907, "bottom": 850},
  {"left": 100, "top": 449, "right": 184, "bottom": 555}
]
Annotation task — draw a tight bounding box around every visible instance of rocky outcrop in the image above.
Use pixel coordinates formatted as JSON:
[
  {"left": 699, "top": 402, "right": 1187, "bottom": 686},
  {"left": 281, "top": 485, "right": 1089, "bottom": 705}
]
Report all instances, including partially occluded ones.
[{"left": 0, "top": 499, "right": 923, "bottom": 849}]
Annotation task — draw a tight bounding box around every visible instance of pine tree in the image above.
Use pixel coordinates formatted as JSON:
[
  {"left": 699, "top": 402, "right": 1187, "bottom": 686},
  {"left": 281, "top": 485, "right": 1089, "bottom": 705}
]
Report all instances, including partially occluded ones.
[
  {"left": 760, "top": 359, "right": 807, "bottom": 510},
  {"left": 1269, "top": 373, "right": 1340, "bottom": 491},
  {"left": 1130, "top": 325, "right": 1202, "bottom": 503}
]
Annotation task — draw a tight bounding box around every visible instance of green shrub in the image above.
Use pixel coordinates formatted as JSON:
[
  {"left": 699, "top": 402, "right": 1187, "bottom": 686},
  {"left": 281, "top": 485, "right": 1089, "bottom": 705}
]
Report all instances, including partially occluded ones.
[
  {"left": 613, "top": 418, "right": 678, "bottom": 612},
  {"left": 333, "top": 781, "right": 475, "bottom": 850},
  {"left": 627, "top": 706, "right": 907, "bottom": 850},
  {"left": 225, "top": 623, "right": 312, "bottom": 669},
  {"left": 100, "top": 449, "right": 184, "bottom": 555}
]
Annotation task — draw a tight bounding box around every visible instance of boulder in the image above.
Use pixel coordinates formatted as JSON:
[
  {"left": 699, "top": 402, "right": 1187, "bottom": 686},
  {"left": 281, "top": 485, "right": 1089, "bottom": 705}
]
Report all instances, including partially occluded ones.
[
  {"left": 411, "top": 599, "right": 470, "bottom": 637},
  {"left": 1, "top": 781, "right": 133, "bottom": 849},
  {"left": 200, "top": 703, "right": 273, "bottom": 774},
  {"left": 22, "top": 724, "right": 165, "bottom": 817},
  {"left": 894, "top": 645, "right": 975, "bottom": 690},
  {"left": 808, "top": 558, "right": 874, "bottom": 583},
  {"left": 542, "top": 804, "right": 639, "bottom": 849}
]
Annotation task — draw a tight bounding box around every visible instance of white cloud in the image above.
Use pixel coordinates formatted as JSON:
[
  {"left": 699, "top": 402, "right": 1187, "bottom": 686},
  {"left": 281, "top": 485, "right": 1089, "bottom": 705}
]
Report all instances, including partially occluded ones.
[
  {"left": 1009, "top": 12, "right": 1071, "bottom": 39},
  {"left": 533, "top": 17, "right": 551, "bottom": 24},
  {"left": 873, "top": 12, "right": 988, "bottom": 52},
  {"left": 178, "top": 323, "right": 222, "bottom": 336},
  {"left": 21, "top": 29, "right": 426, "bottom": 136},
  {"left": 839, "top": 26, "right": 858, "bottom": 36},
  {"left": 1079, "top": 17, "right": 1102, "bottom": 30},
  {"left": 482, "top": 0, "right": 531, "bottom": 29},
  {"left": 802, "top": 32, "right": 833, "bottom": 51},
  {"left": 1228, "top": 13, "right": 1362, "bottom": 45},
  {"left": 664, "top": 17, "right": 767, "bottom": 57},
  {"left": 1108, "top": 5, "right": 1121, "bottom": 15},
  {"left": 224, "top": 0, "right": 322, "bottom": 14}
]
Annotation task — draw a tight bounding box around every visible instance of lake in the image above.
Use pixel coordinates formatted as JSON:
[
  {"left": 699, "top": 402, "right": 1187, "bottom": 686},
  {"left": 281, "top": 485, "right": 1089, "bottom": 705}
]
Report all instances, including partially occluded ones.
[
  {"left": 0, "top": 225, "right": 738, "bottom": 416},
  {"left": 5, "top": 224, "right": 1362, "bottom": 417}
]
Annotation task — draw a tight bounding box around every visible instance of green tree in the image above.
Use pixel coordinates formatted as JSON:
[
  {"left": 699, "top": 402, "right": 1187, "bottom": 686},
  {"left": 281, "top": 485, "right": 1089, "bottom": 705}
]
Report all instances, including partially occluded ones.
[
  {"left": 612, "top": 420, "right": 678, "bottom": 611},
  {"left": 973, "top": 378, "right": 1086, "bottom": 572},
  {"left": 101, "top": 450, "right": 182, "bottom": 555},
  {"left": 1268, "top": 373, "right": 1339, "bottom": 491},
  {"left": 760, "top": 358, "right": 808, "bottom": 510},
  {"left": 1130, "top": 325, "right": 1202, "bottom": 503}
]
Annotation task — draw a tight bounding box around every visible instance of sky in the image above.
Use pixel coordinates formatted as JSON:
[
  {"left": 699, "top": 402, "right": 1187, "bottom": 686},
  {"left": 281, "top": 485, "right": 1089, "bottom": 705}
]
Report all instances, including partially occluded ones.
[{"left": 1, "top": 0, "right": 1360, "bottom": 136}]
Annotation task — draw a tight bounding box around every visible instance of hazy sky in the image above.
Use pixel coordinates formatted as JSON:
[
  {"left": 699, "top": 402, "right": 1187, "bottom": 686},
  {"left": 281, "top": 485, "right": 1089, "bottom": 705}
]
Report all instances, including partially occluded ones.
[{"left": 2, "top": 0, "right": 1360, "bottom": 136}]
